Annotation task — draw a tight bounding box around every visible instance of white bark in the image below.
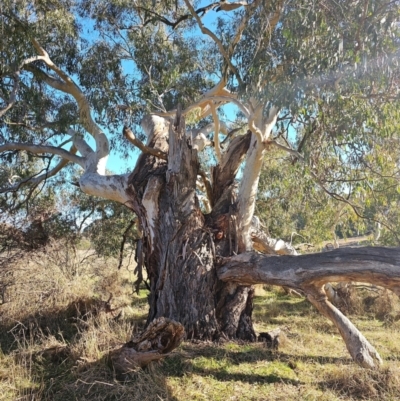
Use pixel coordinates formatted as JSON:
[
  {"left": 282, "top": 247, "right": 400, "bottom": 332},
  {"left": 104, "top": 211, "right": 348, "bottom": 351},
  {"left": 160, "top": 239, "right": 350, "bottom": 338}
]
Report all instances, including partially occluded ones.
[
  {"left": 79, "top": 172, "right": 130, "bottom": 204},
  {"left": 142, "top": 176, "right": 163, "bottom": 251},
  {"left": 0, "top": 142, "right": 83, "bottom": 167},
  {"left": 183, "top": 0, "right": 243, "bottom": 85},
  {"left": 237, "top": 106, "right": 278, "bottom": 250}
]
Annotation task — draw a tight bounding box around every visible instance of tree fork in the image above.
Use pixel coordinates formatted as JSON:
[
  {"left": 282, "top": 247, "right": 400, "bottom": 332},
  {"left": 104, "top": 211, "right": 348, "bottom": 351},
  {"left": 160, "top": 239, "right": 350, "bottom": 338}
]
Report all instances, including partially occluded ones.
[{"left": 125, "top": 110, "right": 257, "bottom": 341}]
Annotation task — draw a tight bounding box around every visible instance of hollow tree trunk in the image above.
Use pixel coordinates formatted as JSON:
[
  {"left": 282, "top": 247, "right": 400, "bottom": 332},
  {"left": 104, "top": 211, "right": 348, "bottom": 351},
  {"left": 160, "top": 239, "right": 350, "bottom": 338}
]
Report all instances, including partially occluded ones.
[{"left": 125, "top": 111, "right": 256, "bottom": 341}]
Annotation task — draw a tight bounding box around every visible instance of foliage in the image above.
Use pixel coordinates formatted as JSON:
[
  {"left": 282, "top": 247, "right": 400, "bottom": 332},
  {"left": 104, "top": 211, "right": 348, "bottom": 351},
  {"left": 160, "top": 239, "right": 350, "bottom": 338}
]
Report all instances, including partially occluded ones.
[
  {"left": 258, "top": 98, "right": 400, "bottom": 246},
  {"left": 257, "top": 150, "right": 358, "bottom": 246},
  {"left": 82, "top": 198, "right": 139, "bottom": 258},
  {"left": 1, "top": 0, "right": 399, "bottom": 242}
]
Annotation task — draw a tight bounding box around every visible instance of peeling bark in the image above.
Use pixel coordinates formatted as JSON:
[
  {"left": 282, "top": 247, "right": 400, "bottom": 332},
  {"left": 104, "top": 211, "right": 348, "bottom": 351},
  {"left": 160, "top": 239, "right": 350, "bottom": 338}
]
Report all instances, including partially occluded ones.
[{"left": 124, "top": 110, "right": 256, "bottom": 341}]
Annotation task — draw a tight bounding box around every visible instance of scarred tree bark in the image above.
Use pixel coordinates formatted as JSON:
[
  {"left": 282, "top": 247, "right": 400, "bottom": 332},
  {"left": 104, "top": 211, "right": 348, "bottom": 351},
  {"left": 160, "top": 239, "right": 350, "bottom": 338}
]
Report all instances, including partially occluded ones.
[{"left": 124, "top": 109, "right": 256, "bottom": 341}]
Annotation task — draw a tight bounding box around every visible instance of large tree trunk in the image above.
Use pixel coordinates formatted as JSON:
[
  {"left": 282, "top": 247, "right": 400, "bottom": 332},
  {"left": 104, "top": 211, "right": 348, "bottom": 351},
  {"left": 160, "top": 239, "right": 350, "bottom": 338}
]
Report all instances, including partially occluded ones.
[
  {"left": 119, "top": 109, "right": 400, "bottom": 370},
  {"left": 125, "top": 110, "right": 256, "bottom": 341}
]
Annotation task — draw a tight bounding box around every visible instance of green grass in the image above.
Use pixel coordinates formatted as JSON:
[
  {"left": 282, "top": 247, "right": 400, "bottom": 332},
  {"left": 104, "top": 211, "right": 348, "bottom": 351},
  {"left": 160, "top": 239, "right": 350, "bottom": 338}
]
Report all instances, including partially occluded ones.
[{"left": 1, "top": 247, "right": 400, "bottom": 400}]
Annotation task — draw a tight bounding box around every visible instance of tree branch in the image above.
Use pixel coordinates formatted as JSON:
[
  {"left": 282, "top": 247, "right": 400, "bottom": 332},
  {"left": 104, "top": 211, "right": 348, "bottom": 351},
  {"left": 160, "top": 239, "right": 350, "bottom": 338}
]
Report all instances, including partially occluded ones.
[
  {"left": 218, "top": 247, "right": 400, "bottom": 368},
  {"left": 0, "top": 54, "right": 49, "bottom": 118},
  {"left": 218, "top": 247, "right": 400, "bottom": 295},
  {"left": 0, "top": 142, "right": 83, "bottom": 166},
  {"left": 0, "top": 145, "right": 77, "bottom": 193},
  {"left": 0, "top": 72, "right": 20, "bottom": 118},
  {"left": 155, "top": 81, "right": 250, "bottom": 120},
  {"left": 185, "top": 95, "right": 250, "bottom": 119},
  {"left": 24, "top": 38, "right": 110, "bottom": 169},
  {"left": 183, "top": 0, "right": 243, "bottom": 86},
  {"left": 227, "top": 0, "right": 262, "bottom": 56},
  {"left": 123, "top": 126, "right": 167, "bottom": 160}
]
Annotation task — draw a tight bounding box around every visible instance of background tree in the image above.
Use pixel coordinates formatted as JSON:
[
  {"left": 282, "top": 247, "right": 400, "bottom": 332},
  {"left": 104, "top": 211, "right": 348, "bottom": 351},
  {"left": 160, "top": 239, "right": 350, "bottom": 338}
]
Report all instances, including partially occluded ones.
[
  {"left": 1, "top": 0, "right": 400, "bottom": 369},
  {"left": 256, "top": 103, "right": 400, "bottom": 250}
]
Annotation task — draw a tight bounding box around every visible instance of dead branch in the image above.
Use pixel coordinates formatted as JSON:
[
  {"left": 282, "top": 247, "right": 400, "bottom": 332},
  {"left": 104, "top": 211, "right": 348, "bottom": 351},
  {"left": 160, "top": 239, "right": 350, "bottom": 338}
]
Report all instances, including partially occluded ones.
[
  {"left": 109, "top": 317, "right": 184, "bottom": 376},
  {"left": 218, "top": 247, "right": 400, "bottom": 368},
  {"left": 123, "top": 126, "right": 167, "bottom": 160}
]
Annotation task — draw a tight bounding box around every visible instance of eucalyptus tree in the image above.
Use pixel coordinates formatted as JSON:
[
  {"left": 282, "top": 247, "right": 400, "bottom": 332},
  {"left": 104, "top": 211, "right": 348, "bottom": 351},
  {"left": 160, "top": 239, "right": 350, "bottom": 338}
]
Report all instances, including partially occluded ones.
[
  {"left": 1, "top": 0, "right": 400, "bottom": 369},
  {"left": 256, "top": 119, "right": 400, "bottom": 250}
]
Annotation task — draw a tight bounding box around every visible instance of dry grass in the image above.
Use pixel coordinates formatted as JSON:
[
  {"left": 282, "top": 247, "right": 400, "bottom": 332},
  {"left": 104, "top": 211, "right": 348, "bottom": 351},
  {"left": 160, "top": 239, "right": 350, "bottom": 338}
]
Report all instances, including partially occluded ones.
[
  {"left": 1, "top": 244, "right": 400, "bottom": 400},
  {"left": 321, "top": 366, "right": 400, "bottom": 400}
]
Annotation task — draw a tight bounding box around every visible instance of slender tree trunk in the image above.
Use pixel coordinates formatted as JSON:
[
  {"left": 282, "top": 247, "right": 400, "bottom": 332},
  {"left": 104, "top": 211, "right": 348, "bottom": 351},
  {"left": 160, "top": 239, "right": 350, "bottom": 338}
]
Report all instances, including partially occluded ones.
[{"left": 125, "top": 111, "right": 256, "bottom": 341}]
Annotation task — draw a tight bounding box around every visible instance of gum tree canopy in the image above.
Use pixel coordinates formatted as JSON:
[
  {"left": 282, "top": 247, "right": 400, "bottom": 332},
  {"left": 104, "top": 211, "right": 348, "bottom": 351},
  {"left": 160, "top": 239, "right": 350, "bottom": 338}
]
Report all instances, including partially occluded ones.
[{"left": 1, "top": 0, "right": 400, "bottom": 369}]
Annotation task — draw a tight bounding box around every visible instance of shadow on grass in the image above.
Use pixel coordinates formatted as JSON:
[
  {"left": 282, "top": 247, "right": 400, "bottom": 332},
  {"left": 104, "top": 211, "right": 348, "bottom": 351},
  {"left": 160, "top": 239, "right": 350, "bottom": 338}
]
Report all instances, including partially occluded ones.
[
  {"left": 191, "top": 366, "right": 301, "bottom": 385},
  {"left": 0, "top": 298, "right": 148, "bottom": 354},
  {"left": 277, "top": 352, "right": 351, "bottom": 365},
  {"left": 161, "top": 351, "right": 303, "bottom": 386},
  {"left": 12, "top": 349, "right": 180, "bottom": 401},
  {"left": 179, "top": 343, "right": 274, "bottom": 365}
]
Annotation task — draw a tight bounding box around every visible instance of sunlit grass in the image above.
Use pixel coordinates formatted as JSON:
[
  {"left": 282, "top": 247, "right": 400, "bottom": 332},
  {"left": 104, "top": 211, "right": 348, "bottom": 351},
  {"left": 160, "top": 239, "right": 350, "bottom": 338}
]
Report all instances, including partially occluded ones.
[{"left": 1, "top": 247, "right": 400, "bottom": 400}]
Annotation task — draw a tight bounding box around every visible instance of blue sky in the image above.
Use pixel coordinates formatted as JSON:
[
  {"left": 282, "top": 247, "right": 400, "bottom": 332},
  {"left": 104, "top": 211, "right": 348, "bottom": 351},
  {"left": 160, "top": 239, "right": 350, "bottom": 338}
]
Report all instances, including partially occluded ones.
[{"left": 81, "top": 2, "right": 238, "bottom": 174}]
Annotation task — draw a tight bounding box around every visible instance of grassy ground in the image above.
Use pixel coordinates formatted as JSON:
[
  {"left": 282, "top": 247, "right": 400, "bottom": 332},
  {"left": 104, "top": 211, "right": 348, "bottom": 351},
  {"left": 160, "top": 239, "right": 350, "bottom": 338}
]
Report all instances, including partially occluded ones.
[{"left": 1, "top": 244, "right": 400, "bottom": 400}]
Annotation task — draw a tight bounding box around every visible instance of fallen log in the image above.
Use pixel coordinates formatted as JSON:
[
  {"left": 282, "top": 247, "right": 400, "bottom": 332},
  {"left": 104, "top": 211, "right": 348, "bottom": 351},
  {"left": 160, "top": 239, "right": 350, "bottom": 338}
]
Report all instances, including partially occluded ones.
[
  {"left": 110, "top": 317, "right": 184, "bottom": 376},
  {"left": 218, "top": 247, "right": 400, "bottom": 369}
]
